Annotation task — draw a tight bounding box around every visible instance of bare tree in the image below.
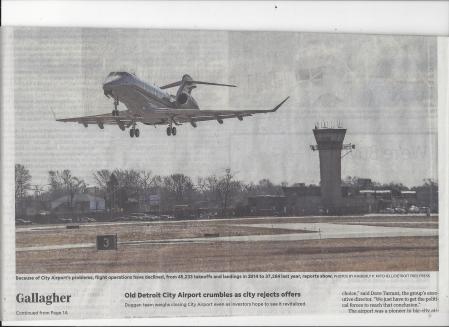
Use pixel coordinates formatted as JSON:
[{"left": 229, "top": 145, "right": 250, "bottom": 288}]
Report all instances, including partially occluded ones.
[
  {"left": 254, "top": 178, "right": 283, "bottom": 195},
  {"left": 93, "top": 169, "right": 163, "bottom": 211},
  {"left": 93, "top": 169, "right": 112, "bottom": 191},
  {"left": 15, "top": 164, "right": 32, "bottom": 216},
  {"left": 113, "top": 169, "right": 141, "bottom": 191},
  {"left": 205, "top": 169, "right": 242, "bottom": 216},
  {"left": 218, "top": 169, "right": 242, "bottom": 215},
  {"left": 139, "top": 170, "right": 158, "bottom": 206},
  {"left": 151, "top": 175, "right": 163, "bottom": 188},
  {"left": 421, "top": 178, "right": 438, "bottom": 188},
  {"left": 196, "top": 177, "right": 208, "bottom": 194},
  {"left": 48, "top": 170, "right": 86, "bottom": 210},
  {"left": 163, "top": 173, "right": 194, "bottom": 204},
  {"left": 140, "top": 170, "right": 154, "bottom": 192}
]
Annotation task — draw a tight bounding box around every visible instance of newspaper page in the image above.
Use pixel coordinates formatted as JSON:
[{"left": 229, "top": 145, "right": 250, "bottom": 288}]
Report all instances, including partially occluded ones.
[{"left": 1, "top": 27, "right": 448, "bottom": 325}]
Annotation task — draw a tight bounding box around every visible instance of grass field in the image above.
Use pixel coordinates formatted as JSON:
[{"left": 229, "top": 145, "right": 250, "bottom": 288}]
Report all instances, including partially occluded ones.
[{"left": 16, "top": 214, "right": 438, "bottom": 273}]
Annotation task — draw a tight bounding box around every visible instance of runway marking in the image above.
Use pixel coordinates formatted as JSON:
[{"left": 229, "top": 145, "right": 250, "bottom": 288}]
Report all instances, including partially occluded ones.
[{"left": 16, "top": 243, "right": 96, "bottom": 252}]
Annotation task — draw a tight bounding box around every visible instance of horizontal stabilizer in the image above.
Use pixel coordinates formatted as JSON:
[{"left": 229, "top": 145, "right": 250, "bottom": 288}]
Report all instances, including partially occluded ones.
[
  {"left": 160, "top": 79, "right": 236, "bottom": 89},
  {"left": 189, "top": 81, "right": 236, "bottom": 87},
  {"left": 159, "top": 81, "right": 182, "bottom": 89}
]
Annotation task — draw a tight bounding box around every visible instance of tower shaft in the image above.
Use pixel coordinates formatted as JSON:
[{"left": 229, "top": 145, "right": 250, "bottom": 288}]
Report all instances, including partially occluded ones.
[{"left": 313, "top": 128, "right": 347, "bottom": 213}]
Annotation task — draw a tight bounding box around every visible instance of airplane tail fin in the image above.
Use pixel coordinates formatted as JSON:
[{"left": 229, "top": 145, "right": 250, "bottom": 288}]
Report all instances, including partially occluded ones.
[{"left": 160, "top": 74, "right": 236, "bottom": 89}]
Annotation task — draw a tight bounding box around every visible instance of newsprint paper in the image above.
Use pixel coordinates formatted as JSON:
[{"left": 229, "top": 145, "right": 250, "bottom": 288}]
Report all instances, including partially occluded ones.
[{"left": 1, "top": 27, "right": 448, "bottom": 325}]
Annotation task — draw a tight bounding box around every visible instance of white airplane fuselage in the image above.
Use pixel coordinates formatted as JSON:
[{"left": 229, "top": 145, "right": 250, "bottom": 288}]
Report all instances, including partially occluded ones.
[{"left": 102, "top": 72, "right": 199, "bottom": 117}]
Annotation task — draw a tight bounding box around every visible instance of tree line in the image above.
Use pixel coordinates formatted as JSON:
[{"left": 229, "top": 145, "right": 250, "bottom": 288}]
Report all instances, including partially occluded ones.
[
  {"left": 15, "top": 164, "right": 285, "bottom": 215},
  {"left": 15, "top": 164, "right": 439, "bottom": 216}
]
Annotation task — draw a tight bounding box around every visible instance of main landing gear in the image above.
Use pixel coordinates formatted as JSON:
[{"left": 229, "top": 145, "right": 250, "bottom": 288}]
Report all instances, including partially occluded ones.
[
  {"left": 129, "top": 125, "right": 140, "bottom": 138},
  {"left": 166, "top": 126, "right": 177, "bottom": 136},
  {"left": 112, "top": 98, "right": 119, "bottom": 116},
  {"left": 166, "top": 118, "right": 177, "bottom": 136}
]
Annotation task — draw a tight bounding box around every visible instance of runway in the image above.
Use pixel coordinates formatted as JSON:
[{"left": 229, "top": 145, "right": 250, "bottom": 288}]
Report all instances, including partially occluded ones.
[
  {"left": 16, "top": 215, "right": 437, "bottom": 252},
  {"left": 16, "top": 213, "right": 438, "bottom": 233}
]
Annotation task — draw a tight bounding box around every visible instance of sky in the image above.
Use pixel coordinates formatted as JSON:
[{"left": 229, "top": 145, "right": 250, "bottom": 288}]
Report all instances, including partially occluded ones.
[{"left": 13, "top": 27, "right": 438, "bottom": 188}]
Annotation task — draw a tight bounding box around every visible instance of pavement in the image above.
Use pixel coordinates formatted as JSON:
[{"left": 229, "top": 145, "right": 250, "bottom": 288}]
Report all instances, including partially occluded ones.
[{"left": 16, "top": 216, "right": 437, "bottom": 252}]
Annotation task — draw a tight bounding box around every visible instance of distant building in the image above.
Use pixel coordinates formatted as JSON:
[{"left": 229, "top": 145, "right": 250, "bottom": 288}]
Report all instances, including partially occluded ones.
[
  {"left": 247, "top": 195, "right": 288, "bottom": 216},
  {"left": 415, "top": 186, "right": 438, "bottom": 212},
  {"left": 22, "top": 199, "right": 49, "bottom": 217},
  {"left": 355, "top": 178, "right": 373, "bottom": 189},
  {"left": 51, "top": 193, "right": 105, "bottom": 213},
  {"left": 394, "top": 190, "right": 417, "bottom": 208},
  {"left": 282, "top": 185, "right": 322, "bottom": 215}
]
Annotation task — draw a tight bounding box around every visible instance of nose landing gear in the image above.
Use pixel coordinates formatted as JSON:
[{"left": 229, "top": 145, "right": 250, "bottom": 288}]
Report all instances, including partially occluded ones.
[{"left": 112, "top": 98, "right": 119, "bottom": 116}]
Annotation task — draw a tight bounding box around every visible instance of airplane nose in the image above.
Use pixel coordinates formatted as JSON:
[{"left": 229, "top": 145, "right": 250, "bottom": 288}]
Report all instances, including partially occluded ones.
[
  {"left": 103, "top": 73, "right": 123, "bottom": 87},
  {"left": 103, "top": 72, "right": 132, "bottom": 98},
  {"left": 103, "top": 74, "right": 123, "bottom": 97},
  {"left": 103, "top": 88, "right": 112, "bottom": 98},
  {"left": 103, "top": 82, "right": 113, "bottom": 97}
]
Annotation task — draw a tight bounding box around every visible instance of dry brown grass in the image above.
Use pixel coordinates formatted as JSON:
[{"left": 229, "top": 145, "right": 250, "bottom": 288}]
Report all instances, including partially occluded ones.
[{"left": 16, "top": 236, "right": 438, "bottom": 273}]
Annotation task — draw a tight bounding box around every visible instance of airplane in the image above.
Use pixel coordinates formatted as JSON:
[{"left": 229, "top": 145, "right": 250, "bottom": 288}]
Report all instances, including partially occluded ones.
[{"left": 56, "top": 72, "right": 289, "bottom": 137}]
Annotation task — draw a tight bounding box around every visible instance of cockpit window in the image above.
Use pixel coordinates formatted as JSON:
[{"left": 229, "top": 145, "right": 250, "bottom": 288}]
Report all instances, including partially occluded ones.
[{"left": 104, "top": 72, "right": 123, "bottom": 84}]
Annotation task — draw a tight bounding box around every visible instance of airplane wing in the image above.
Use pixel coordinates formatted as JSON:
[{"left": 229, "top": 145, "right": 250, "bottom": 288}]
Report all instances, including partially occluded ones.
[
  {"left": 56, "top": 110, "right": 142, "bottom": 130},
  {"left": 56, "top": 97, "right": 289, "bottom": 129},
  {"left": 165, "top": 96, "right": 290, "bottom": 125}
]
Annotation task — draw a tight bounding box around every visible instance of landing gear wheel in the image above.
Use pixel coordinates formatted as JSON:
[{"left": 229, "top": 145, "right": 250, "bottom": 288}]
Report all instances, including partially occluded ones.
[
  {"left": 172, "top": 127, "right": 177, "bottom": 136},
  {"left": 135, "top": 128, "right": 140, "bottom": 138},
  {"left": 166, "top": 126, "right": 172, "bottom": 136},
  {"left": 130, "top": 128, "right": 135, "bottom": 138}
]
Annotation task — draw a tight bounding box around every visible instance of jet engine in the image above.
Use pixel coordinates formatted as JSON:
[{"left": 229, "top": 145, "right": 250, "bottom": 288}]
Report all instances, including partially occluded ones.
[
  {"left": 176, "top": 91, "right": 199, "bottom": 109},
  {"left": 177, "top": 92, "right": 189, "bottom": 105}
]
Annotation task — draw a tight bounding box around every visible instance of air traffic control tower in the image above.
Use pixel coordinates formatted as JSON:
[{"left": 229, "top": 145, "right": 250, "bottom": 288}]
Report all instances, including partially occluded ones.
[{"left": 311, "top": 123, "right": 355, "bottom": 214}]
